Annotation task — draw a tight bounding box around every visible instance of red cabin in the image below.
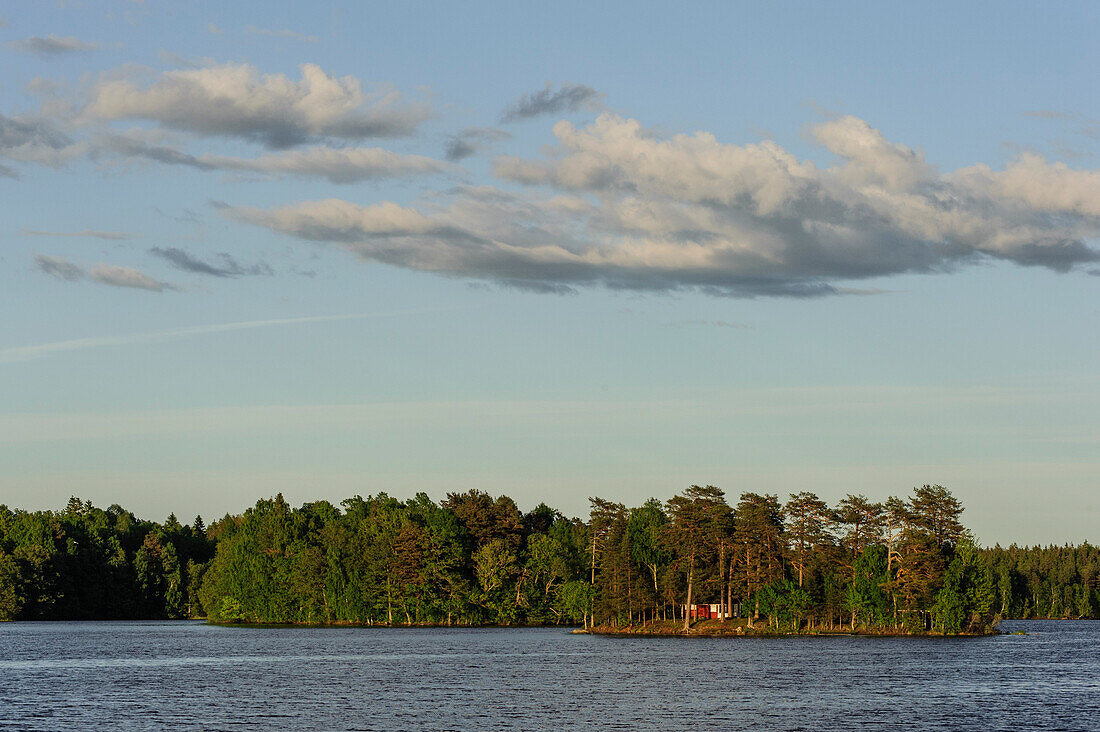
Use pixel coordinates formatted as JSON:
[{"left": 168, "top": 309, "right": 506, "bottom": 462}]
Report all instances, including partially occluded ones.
[{"left": 688, "top": 603, "right": 728, "bottom": 620}]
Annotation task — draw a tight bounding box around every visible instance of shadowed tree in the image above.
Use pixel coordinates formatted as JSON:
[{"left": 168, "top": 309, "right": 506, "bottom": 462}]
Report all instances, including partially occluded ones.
[
  {"left": 522, "top": 503, "right": 561, "bottom": 536},
  {"left": 443, "top": 491, "right": 523, "bottom": 553},
  {"left": 135, "top": 533, "right": 166, "bottom": 617},
  {"left": 0, "top": 550, "right": 22, "bottom": 621},
  {"left": 587, "top": 497, "right": 625, "bottom": 628}
]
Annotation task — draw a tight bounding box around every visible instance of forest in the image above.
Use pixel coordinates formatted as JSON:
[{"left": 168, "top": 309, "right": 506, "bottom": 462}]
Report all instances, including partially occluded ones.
[{"left": 0, "top": 486, "right": 1097, "bottom": 634}]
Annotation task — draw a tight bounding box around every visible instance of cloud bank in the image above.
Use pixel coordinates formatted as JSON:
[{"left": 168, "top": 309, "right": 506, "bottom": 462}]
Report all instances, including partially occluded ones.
[
  {"left": 83, "top": 62, "right": 431, "bottom": 148},
  {"left": 226, "top": 114, "right": 1100, "bottom": 297}
]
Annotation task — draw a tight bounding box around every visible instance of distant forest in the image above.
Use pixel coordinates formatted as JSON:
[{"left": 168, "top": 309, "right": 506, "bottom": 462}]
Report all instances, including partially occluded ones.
[{"left": 1, "top": 486, "right": 1097, "bottom": 634}]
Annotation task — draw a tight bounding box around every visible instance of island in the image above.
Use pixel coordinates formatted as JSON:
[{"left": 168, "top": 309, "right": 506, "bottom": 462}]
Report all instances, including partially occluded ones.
[{"left": 1, "top": 486, "right": 1095, "bottom": 636}]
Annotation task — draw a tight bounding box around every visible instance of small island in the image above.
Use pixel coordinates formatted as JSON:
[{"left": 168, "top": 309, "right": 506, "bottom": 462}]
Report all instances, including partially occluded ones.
[{"left": 1, "top": 485, "right": 1096, "bottom": 635}]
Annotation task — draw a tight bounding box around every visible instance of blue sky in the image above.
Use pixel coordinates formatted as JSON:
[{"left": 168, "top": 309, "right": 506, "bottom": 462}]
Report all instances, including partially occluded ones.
[{"left": 0, "top": 1, "right": 1097, "bottom": 544}]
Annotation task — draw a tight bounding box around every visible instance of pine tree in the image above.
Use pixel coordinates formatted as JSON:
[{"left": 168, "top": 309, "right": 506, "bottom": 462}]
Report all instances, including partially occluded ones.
[{"left": 665, "top": 486, "right": 729, "bottom": 631}]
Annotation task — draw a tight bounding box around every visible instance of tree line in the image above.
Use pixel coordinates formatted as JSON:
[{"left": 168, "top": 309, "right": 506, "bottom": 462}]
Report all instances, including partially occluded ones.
[{"left": 0, "top": 487, "right": 1096, "bottom": 634}]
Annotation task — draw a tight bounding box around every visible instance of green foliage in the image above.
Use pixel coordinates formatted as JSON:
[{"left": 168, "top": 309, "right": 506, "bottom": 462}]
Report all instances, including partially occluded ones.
[
  {"left": 982, "top": 542, "right": 1100, "bottom": 621},
  {"left": 933, "top": 540, "right": 996, "bottom": 633},
  {"left": 559, "top": 580, "right": 595, "bottom": 623},
  {"left": 757, "top": 580, "right": 813, "bottom": 630},
  {"left": 218, "top": 596, "right": 246, "bottom": 622},
  {"left": 0, "top": 486, "right": 1091, "bottom": 631},
  {"left": 0, "top": 498, "right": 213, "bottom": 620},
  {"left": 846, "top": 544, "right": 890, "bottom": 627},
  {"left": 0, "top": 550, "right": 22, "bottom": 621}
]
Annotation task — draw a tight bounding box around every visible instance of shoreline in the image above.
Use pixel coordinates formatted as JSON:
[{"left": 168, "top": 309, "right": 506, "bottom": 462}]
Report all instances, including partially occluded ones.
[
  {"left": 199, "top": 617, "right": 1000, "bottom": 636},
  {"left": 582, "top": 619, "right": 1001, "bottom": 638},
  {"left": 204, "top": 620, "right": 583, "bottom": 630}
]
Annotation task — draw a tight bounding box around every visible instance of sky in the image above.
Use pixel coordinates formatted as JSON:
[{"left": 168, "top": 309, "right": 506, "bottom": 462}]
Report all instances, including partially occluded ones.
[{"left": 0, "top": 0, "right": 1097, "bottom": 545}]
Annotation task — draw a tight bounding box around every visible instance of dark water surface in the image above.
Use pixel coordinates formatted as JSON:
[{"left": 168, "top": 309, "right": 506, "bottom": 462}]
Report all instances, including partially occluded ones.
[{"left": 1, "top": 620, "right": 1097, "bottom": 730}]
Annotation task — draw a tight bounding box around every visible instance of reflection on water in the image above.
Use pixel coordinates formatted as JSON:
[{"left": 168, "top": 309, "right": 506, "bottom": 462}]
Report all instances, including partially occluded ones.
[{"left": 1, "top": 620, "right": 1097, "bottom": 730}]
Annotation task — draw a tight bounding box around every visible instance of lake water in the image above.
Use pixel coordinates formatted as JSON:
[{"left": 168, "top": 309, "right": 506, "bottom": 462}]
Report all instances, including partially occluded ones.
[{"left": 1, "top": 620, "right": 1097, "bottom": 730}]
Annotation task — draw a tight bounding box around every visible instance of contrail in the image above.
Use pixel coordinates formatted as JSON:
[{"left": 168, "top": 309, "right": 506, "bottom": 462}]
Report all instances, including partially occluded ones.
[{"left": 0, "top": 308, "right": 452, "bottom": 364}]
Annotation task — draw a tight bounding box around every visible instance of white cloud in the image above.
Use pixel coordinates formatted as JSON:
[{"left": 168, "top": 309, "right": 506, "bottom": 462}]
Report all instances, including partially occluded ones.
[
  {"left": 812, "top": 115, "right": 935, "bottom": 192},
  {"left": 89, "top": 264, "right": 171, "bottom": 291},
  {"left": 227, "top": 113, "right": 1099, "bottom": 296},
  {"left": 82, "top": 62, "right": 431, "bottom": 148},
  {"left": 949, "top": 152, "right": 1100, "bottom": 218}
]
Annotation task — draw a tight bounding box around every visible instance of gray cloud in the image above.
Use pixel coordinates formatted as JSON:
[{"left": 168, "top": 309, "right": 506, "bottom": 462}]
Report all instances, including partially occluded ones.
[
  {"left": 224, "top": 114, "right": 1100, "bottom": 298},
  {"left": 35, "top": 254, "right": 85, "bottom": 281},
  {"left": 152, "top": 206, "right": 199, "bottom": 224},
  {"left": 8, "top": 35, "right": 100, "bottom": 57},
  {"left": 245, "top": 25, "right": 318, "bottom": 42},
  {"left": 0, "top": 113, "right": 80, "bottom": 171},
  {"left": 0, "top": 114, "right": 71, "bottom": 149},
  {"left": 35, "top": 254, "right": 174, "bottom": 291},
  {"left": 23, "top": 228, "right": 130, "bottom": 240},
  {"left": 201, "top": 147, "right": 448, "bottom": 183},
  {"left": 444, "top": 127, "right": 511, "bottom": 161},
  {"left": 501, "top": 83, "right": 604, "bottom": 123},
  {"left": 95, "top": 133, "right": 215, "bottom": 170},
  {"left": 149, "top": 247, "right": 273, "bottom": 277},
  {"left": 83, "top": 62, "right": 431, "bottom": 148},
  {"left": 97, "top": 132, "right": 449, "bottom": 183},
  {"left": 1021, "top": 109, "right": 1100, "bottom": 144}
]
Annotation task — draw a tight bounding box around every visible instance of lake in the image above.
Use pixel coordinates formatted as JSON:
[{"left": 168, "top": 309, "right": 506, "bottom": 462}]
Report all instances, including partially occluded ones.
[{"left": 1, "top": 620, "right": 1097, "bottom": 730}]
